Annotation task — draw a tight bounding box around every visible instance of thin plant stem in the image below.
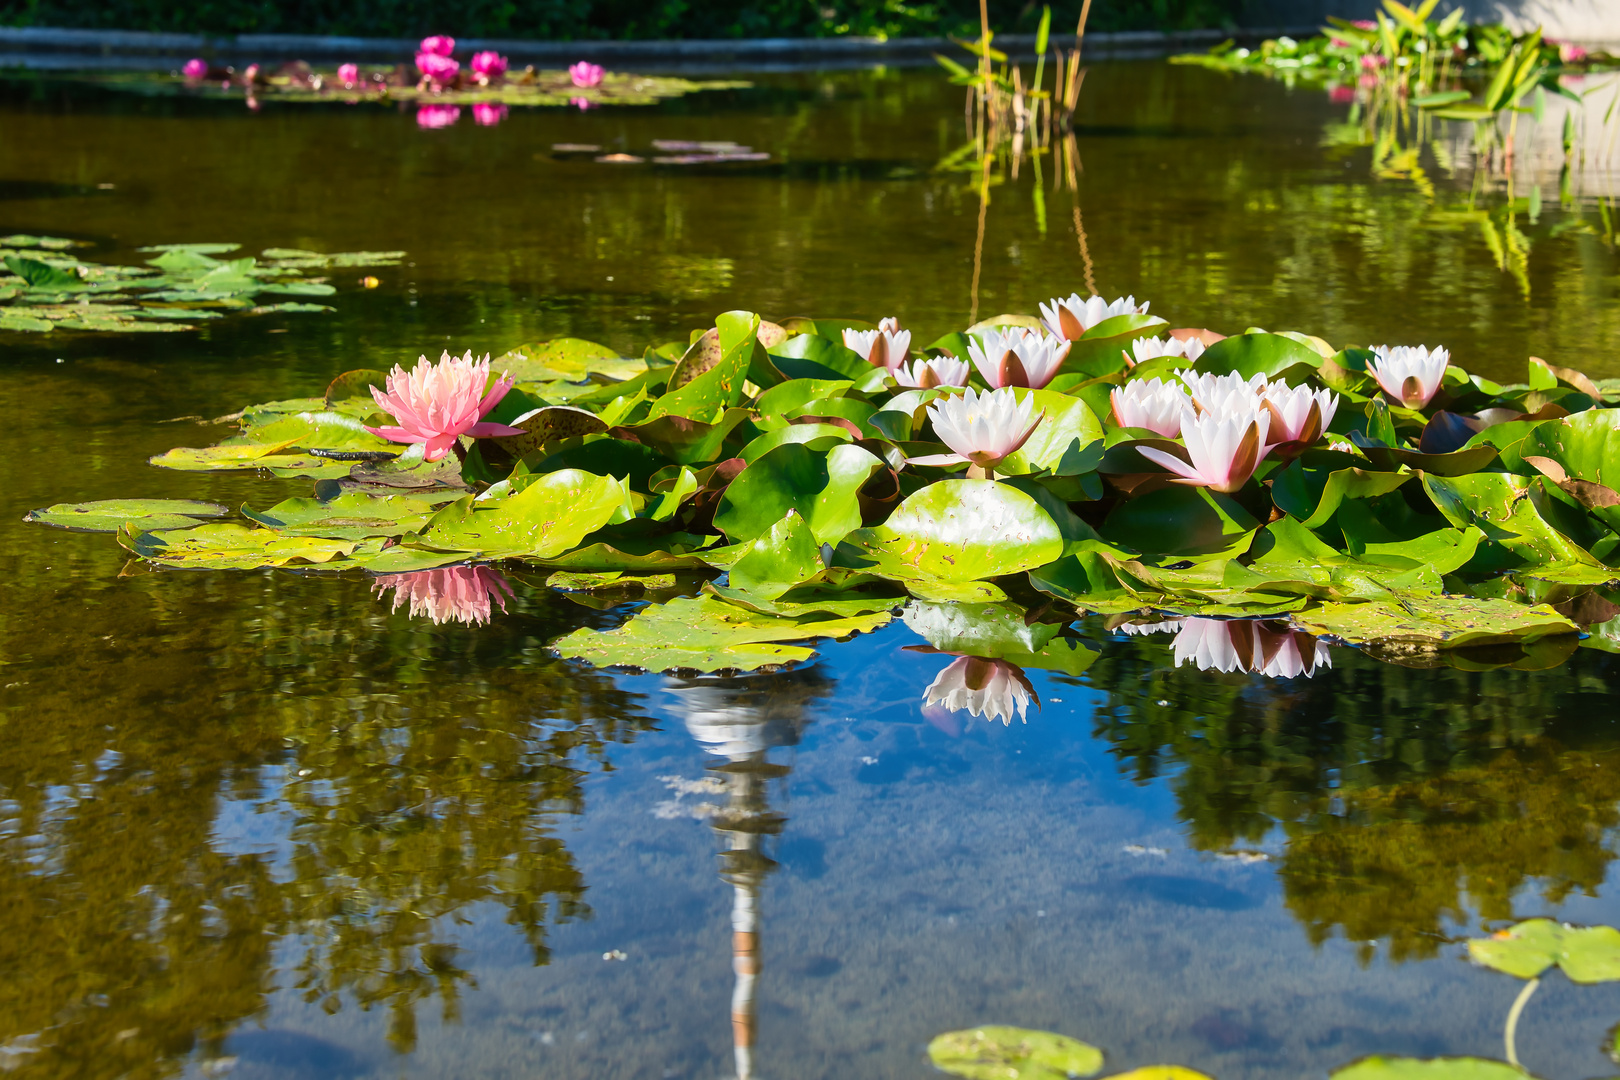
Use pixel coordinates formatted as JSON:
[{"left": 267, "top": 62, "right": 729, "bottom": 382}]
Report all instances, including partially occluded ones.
[
  {"left": 1503, "top": 976, "right": 1539, "bottom": 1068},
  {"left": 970, "top": 150, "right": 992, "bottom": 325}
]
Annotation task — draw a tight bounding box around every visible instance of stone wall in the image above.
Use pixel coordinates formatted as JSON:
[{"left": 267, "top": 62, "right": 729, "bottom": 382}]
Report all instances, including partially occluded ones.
[{"left": 1237, "top": 0, "right": 1620, "bottom": 44}]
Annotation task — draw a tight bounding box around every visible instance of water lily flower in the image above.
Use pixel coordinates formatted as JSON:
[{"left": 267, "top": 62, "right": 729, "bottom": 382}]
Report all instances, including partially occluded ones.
[
  {"left": 416, "top": 52, "right": 460, "bottom": 85},
  {"left": 1111, "top": 377, "right": 1194, "bottom": 437},
  {"left": 1360, "top": 53, "right": 1388, "bottom": 70},
  {"left": 420, "top": 35, "right": 456, "bottom": 56},
  {"left": 1129, "top": 335, "right": 1205, "bottom": 366},
  {"left": 1172, "top": 618, "right": 1331, "bottom": 677},
  {"left": 1329, "top": 84, "right": 1355, "bottom": 103},
  {"left": 373, "top": 565, "right": 513, "bottom": 626},
  {"left": 1137, "top": 408, "right": 1270, "bottom": 492},
  {"left": 968, "top": 327, "right": 1071, "bottom": 389},
  {"left": 895, "top": 355, "right": 971, "bottom": 389},
  {"left": 1367, "top": 345, "right": 1449, "bottom": 409},
  {"left": 570, "top": 97, "right": 595, "bottom": 111},
  {"left": 843, "top": 322, "right": 911, "bottom": 371},
  {"left": 182, "top": 58, "right": 209, "bottom": 80},
  {"left": 1115, "top": 618, "right": 1187, "bottom": 636},
  {"left": 471, "top": 51, "right": 508, "bottom": 81},
  {"left": 364, "top": 350, "right": 523, "bottom": 460},
  {"left": 337, "top": 62, "right": 359, "bottom": 86},
  {"left": 570, "top": 61, "right": 605, "bottom": 88},
  {"left": 1177, "top": 369, "right": 1267, "bottom": 414},
  {"left": 1039, "top": 293, "right": 1149, "bottom": 341},
  {"left": 1260, "top": 382, "right": 1339, "bottom": 450},
  {"left": 472, "top": 102, "right": 508, "bottom": 126},
  {"left": 923, "top": 656, "right": 1038, "bottom": 724},
  {"left": 416, "top": 104, "right": 462, "bottom": 129},
  {"left": 1559, "top": 41, "right": 1589, "bottom": 64},
  {"left": 909, "top": 386, "right": 1044, "bottom": 476}
]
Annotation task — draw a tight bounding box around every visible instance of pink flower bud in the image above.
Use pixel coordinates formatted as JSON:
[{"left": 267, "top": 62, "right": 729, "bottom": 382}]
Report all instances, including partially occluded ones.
[
  {"left": 470, "top": 50, "right": 507, "bottom": 78},
  {"left": 337, "top": 62, "right": 359, "bottom": 85},
  {"left": 182, "top": 58, "right": 208, "bottom": 80},
  {"left": 416, "top": 52, "right": 460, "bottom": 84},
  {"left": 420, "top": 35, "right": 455, "bottom": 57},
  {"left": 569, "top": 61, "right": 604, "bottom": 88}
]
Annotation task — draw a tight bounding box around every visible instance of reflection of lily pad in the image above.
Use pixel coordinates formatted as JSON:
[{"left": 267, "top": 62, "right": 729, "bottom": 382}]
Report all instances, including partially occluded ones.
[
  {"left": 551, "top": 594, "right": 892, "bottom": 673},
  {"left": 1331, "top": 1057, "right": 1534, "bottom": 1080},
  {"left": 928, "top": 1026, "right": 1104, "bottom": 1080},
  {"left": 1468, "top": 918, "right": 1620, "bottom": 982},
  {"left": 1292, "top": 595, "right": 1577, "bottom": 648}
]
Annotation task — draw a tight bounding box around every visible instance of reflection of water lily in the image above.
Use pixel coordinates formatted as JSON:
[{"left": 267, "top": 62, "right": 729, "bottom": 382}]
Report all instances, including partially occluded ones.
[
  {"left": 1260, "top": 382, "right": 1338, "bottom": 451},
  {"left": 182, "top": 58, "right": 208, "bottom": 80},
  {"left": 1116, "top": 618, "right": 1186, "bottom": 636},
  {"left": 910, "top": 386, "right": 1044, "bottom": 475},
  {"left": 364, "top": 350, "right": 523, "bottom": 460},
  {"left": 570, "top": 61, "right": 605, "bottom": 88},
  {"left": 1137, "top": 409, "right": 1269, "bottom": 492},
  {"left": 416, "top": 104, "right": 462, "bottom": 129},
  {"left": 924, "top": 656, "right": 1039, "bottom": 724},
  {"left": 337, "top": 62, "right": 359, "bottom": 86},
  {"left": 843, "top": 322, "right": 911, "bottom": 371},
  {"left": 420, "top": 35, "right": 456, "bottom": 56},
  {"left": 968, "top": 327, "right": 1071, "bottom": 389},
  {"left": 1171, "top": 618, "right": 1331, "bottom": 677},
  {"left": 1129, "top": 335, "right": 1205, "bottom": 365},
  {"left": 1367, "top": 345, "right": 1448, "bottom": 408},
  {"left": 472, "top": 102, "right": 508, "bottom": 127},
  {"left": 895, "top": 355, "right": 971, "bottom": 389},
  {"left": 374, "top": 565, "right": 514, "bottom": 626},
  {"left": 1110, "top": 377, "right": 1193, "bottom": 437},
  {"left": 1039, "top": 293, "right": 1148, "bottom": 340}
]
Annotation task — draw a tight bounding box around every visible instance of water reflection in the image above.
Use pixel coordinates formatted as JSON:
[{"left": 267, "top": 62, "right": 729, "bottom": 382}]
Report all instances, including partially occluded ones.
[
  {"left": 923, "top": 656, "right": 1040, "bottom": 725},
  {"left": 1164, "top": 618, "right": 1333, "bottom": 679},
  {"left": 372, "top": 565, "right": 514, "bottom": 625}
]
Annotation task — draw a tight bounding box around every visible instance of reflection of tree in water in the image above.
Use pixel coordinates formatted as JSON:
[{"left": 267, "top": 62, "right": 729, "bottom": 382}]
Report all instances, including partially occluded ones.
[
  {"left": 665, "top": 666, "right": 834, "bottom": 1080},
  {"left": 0, "top": 574, "right": 653, "bottom": 1075},
  {"left": 1084, "top": 635, "right": 1620, "bottom": 961}
]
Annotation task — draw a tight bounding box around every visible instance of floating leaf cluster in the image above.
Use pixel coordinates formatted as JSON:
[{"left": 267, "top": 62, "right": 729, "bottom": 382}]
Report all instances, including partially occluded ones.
[
  {"left": 31, "top": 298, "right": 1620, "bottom": 673},
  {"left": 0, "top": 237, "right": 402, "bottom": 333}
]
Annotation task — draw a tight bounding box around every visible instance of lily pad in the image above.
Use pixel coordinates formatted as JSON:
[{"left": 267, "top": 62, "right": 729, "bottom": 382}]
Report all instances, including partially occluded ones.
[
  {"left": 1331, "top": 1058, "right": 1531, "bottom": 1080},
  {"left": 117, "top": 522, "right": 358, "bottom": 570},
  {"left": 25, "top": 498, "right": 228, "bottom": 533},
  {"left": 843, "top": 479, "right": 1064, "bottom": 585},
  {"left": 927, "top": 1026, "right": 1104, "bottom": 1080},
  {"left": 420, "top": 470, "right": 633, "bottom": 558},
  {"left": 714, "top": 442, "right": 883, "bottom": 545},
  {"left": 1468, "top": 918, "right": 1620, "bottom": 982}
]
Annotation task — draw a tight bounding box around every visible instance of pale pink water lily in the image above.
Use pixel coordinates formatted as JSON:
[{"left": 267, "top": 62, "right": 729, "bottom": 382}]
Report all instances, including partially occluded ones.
[
  {"left": 471, "top": 50, "right": 508, "bottom": 80},
  {"left": 1115, "top": 618, "right": 1187, "bottom": 636},
  {"left": 843, "top": 323, "right": 911, "bottom": 371},
  {"left": 910, "top": 386, "right": 1044, "bottom": 476},
  {"left": 1559, "top": 41, "right": 1589, "bottom": 63},
  {"left": 570, "top": 61, "right": 605, "bottom": 88},
  {"left": 967, "top": 327, "right": 1071, "bottom": 389},
  {"left": 1111, "top": 377, "right": 1194, "bottom": 437},
  {"left": 1128, "top": 334, "right": 1206, "bottom": 366},
  {"left": 420, "top": 35, "right": 456, "bottom": 56},
  {"left": 182, "top": 58, "right": 209, "bottom": 80},
  {"left": 365, "top": 350, "right": 523, "bottom": 460},
  {"left": 924, "top": 656, "right": 1039, "bottom": 725},
  {"left": 1367, "top": 345, "right": 1449, "bottom": 408},
  {"left": 1259, "top": 382, "right": 1339, "bottom": 451},
  {"left": 1137, "top": 408, "right": 1270, "bottom": 492},
  {"left": 895, "top": 355, "right": 971, "bottom": 389},
  {"left": 1177, "top": 369, "right": 1267, "bottom": 414},
  {"left": 374, "top": 566, "right": 514, "bottom": 626},
  {"left": 1039, "top": 293, "right": 1149, "bottom": 341},
  {"left": 416, "top": 104, "right": 462, "bottom": 129},
  {"left": 337, "top": 62, "right": 360, "bottom": 85},
  {"left": 472, "top": 102, "right": 508, "bottom": 126},
  {"left": 416, "top": 51, "right": 460, "bottom": 84},
  {"left": 1172, "top": 618, "right": 1331, "bottom": 678}
]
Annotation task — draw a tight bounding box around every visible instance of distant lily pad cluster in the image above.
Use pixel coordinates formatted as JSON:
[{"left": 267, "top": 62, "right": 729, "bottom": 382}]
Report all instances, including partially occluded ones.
[
  {"left": 0, "top": 237, "right": 402, "bottom": 333},
  {"left": 27, "top": 298, "right": 1620, "bottom": 674}
]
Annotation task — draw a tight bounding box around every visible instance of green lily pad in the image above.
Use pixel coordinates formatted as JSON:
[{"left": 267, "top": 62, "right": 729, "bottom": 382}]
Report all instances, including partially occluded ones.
[
  {"left": 1331, "top": 1057, "right": 1531, "bottom": 1080},
  {"left": 1192, "top": 331, "right": 1323, "bottom": 379},
  {"left": 25, "top": 498, "right": 229, "bottom": 533},
  {"left": 1272, "top": 458, "right": 1412, "bottom": 529},
  {"left": 117, "top": 522, "right": 359, "bottom": 570},
  {"left": 724, "top": 512, "right": 828, "bottom": 600},
  {"left": 997, "top": 389, "right": 1104, "bottom": 476},
  {"left": 714, "top": 442, "right": 883, "bottom": 545},
  {"left": 1423, "top": 472, "right": 1615, "bottom": 580},
  {"left": 1102, "top": 487, "right": 1258, "bottom": 558},
  {"left": 551, "top": 594, "right": 892, "bottom": 673},
  {"left": 843, "top": 479, "right": 1064, "bottom": 585},
  {"left": 420, "top": 470, "right": 633, "bottom": 559},
  {"left": 927, "top": 1026, "right": 1104, "bottom": 1080},
  {"left": 1468, "top": 918, "right": 1620, "bottom": 982},
  {"left": 243, "top": 491, "right": 456, "bottom": 539},
  {"left": 647, "top": 311, "right": 756, "bottom": 420}
]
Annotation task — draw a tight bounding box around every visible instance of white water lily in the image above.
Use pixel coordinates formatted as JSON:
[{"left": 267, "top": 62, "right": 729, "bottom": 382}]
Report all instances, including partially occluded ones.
[
  {"left": 1172, "top": 619, "right": 1331, "bottom": 678},
  {"left": 1178, "top": 369, "right": 1267, "bottom": 414},
  {"left": 1129, "top": 335, "right": 1206, "bottom": 366},
  {"left": 1137, "top": 408, "right": 1270, "bottom": 492},
  {"left": 843, "top": 321, "right": 911, "bottom": 371},
  {"left": 1367, "top": 344, "right": 1449, "bottom": 408},
  {"left": 924, "top": 656, "right": 1038, "bottom": 724},
  {"left": 1110, "top": 377, "right": 1194, "bottom": 437},
  {"left": 967, "top": 327, "right": 1072, "bottom": 389},
  {"left": 1260, "top": 382, "right": 1339, "bottom": 449},
  {"left": 1039, "top": 293, "right": 1149, "bottom": 340},
  {"left": 909, "top": 386, "right": 1044, "bottom": 475},
  {"left": 894, "top": 354, "right": 972, "bottom": 389}
]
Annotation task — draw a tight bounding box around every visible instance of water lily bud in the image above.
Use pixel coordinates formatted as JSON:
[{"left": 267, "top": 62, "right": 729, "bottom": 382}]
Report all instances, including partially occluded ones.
[
  {"left": 569, "top": 61, "right": 605, "bottom": 88},
  {"left": 182, "top": 58, "right": 208, "bottom": 80}
]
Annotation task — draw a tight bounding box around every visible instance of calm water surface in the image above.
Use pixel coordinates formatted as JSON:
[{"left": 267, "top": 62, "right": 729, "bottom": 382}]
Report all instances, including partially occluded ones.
[{"left": 4, "top": 61, "right": 1620, "bottom": 1080}]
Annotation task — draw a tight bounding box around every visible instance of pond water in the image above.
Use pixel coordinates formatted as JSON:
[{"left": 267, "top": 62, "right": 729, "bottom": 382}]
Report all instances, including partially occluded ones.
[{"left": 6, "top": 59, "right": 1620, "bottom": 1080}]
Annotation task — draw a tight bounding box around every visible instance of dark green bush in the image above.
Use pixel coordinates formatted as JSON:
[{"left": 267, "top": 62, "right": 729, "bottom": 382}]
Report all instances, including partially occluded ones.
[{"left": 0, "top": 0, "right": 1242, "bottom": 40}]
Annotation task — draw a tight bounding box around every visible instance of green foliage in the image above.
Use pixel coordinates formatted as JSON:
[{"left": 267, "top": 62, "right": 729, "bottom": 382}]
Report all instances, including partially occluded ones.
[{"left": 928, "top": 1026, "right": 1104, "bottom": 1080}]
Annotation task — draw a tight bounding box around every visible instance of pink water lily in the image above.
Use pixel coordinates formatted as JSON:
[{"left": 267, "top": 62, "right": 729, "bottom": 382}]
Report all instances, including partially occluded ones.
[
  {"left": 843, "top": 322, "right": 911, "bottom": 371},
  {"left": 471, "top": 50, "right": 508, "bottom": 80},
  {"left": 473, "top": 102, "right": 508, "bottom": 126},
  {"left": 337, "top": 62, "right": 360, "bottom": 85},
  {"left": 182, "top": 58, "right": 209, "bottom": 80},
  {"left": 416, "top": 104, "right": 461, "bottom": 129},
  {"left": 365, "top": 350, "right": 523, "bottom": 460},
  {"left": 1172, "top": 619, "right": 1331, "bottom": 678},
  {"left": 1137, "top": 408, "right": 1270, "bottom": 493},
  {"left": 420, "top": 35, "right": 456, "bottom": 56},
  {"left": 1260, "top": 382, "right": 1339, "bottom": 451},
  {"left": 1367, "top": 345, "right": 1449, "bottom": 408},
  {"left": 924, "top": 656, "right": 1039, "bottom": 725},
  {"left": 570, "top": 61, "right": 605, "bottom": 88},
  {"left": 1129, "top": 334, "right": 1205, "bottom": 366},
  {"left": 909, "top": 386, "right": 1044, "bottom": 476},
  {"left": 374, "top": 565, "right": 514, "bottom": 626},
  {"left": 967, "top": 327, "right": 1071, "bottom": 389},
  {"left": 1110, "top": 377, "right": 1193, "bottom": 437},
  {"left": 1039, "top": 293, "right": 1149, "bottom": 341},
  {"left": 895, "top": 355, "right": 970, "bottom": 389},
  {"left": 416, "top": 51, "right": 460, "bottom": 85}
]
